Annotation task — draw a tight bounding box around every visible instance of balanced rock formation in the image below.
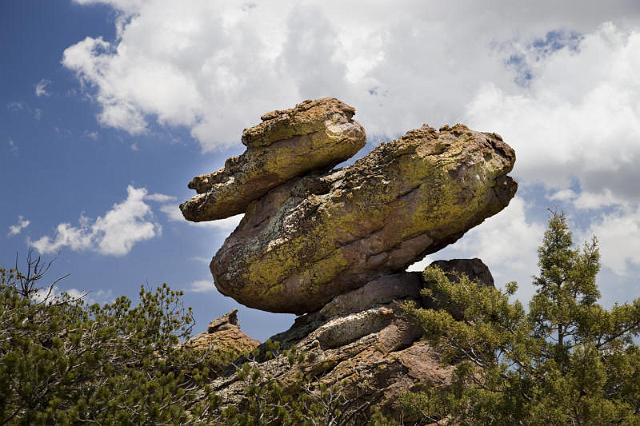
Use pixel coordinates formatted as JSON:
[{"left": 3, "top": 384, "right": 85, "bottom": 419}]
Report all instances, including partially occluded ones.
[
  {"left": 211, "top": 125, "right": 516, "bottom": 313},
  {"left": 180, "top": 98, "right": 516, "bottom": 313},
  {"left": 180, "top": 98, "right": 365, "bottom": 221},
  {"left": 179, "top": 98, "right": 517, "bottom": 421}
]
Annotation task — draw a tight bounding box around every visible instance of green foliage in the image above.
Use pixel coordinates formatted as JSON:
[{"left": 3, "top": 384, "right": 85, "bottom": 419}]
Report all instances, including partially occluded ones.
[
  {"left": 212, "top": 344, "right": 371, "bottom": 425},
  {"left": 402, "top": 212, "right": 640, "bottom": 425},
  {"left": 0, "top": 255, "right": 223, "bottom": 425},
  {"left": 4, "top": 211, "right": 640, "bottom": 425},
  {"left": 0, "top": 255, "right": 367, "bottom": 425}
]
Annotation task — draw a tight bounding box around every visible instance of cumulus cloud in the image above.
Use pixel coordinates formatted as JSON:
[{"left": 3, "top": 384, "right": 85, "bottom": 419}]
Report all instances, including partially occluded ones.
[
  {"left": 144, "top": 192, "right": 176, "bottom": 203},
  {"left": 64, "top": 0, "right": 640, "bottom": 152},
  {"left": 466, "top": 23, "right": 640, "bottom": 206},
  {"left": 185, "top": 279, "right": 215, "bottom": 293},
  {"left": 585, "top": 206, "right": 640, "bottom": 276},
  {"left": 31, "top": 186, "right": 164, "bottom": 256},
  {"left": 8, "top": 216, "right": 30, "bottom": 237},
  {"left": 35, "top": 79, "right": 51, "bottom": 97}
]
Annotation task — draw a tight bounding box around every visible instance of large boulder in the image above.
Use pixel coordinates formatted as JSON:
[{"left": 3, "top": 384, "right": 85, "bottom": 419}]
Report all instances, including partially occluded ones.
[
  {"left": 212, "top": 124, "right": 517, "bottom": 313},
  {"left": 180, "top": 98, "right": 365, "bottom": 221}
]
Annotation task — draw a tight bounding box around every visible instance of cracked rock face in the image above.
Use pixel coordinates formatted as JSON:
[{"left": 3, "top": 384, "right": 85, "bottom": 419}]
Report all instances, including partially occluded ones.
[
  {"left": 180, "top": 98, "right": 365, "bottom": 221},
  {"left": 209, "top": 271, "right": 462, "bottom": 420},
  {"left": 179, "top": 98, "right": 516, "bottom": 420},
  {"left": 211, "top": 124, "right": 516, "bottom": 313}
]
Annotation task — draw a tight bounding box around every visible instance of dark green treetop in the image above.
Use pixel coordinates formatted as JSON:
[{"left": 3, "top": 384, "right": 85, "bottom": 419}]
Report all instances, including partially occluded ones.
[{"left": 400, "top": 212, "right": 640, "bottom": 425}]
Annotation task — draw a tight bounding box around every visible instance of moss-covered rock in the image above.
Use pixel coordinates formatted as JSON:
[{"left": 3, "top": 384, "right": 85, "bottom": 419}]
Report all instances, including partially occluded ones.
[
  {"left": 212, "top": 124, "right": 517, "bottom": 313},
  {"left": 180, "top": 98, "right": 365, "bottom": 221}
]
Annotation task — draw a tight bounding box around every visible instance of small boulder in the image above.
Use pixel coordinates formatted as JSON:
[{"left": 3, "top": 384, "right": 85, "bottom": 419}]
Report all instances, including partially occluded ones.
[
  {"left": 180, "top": 98, "right": 365, "bottom": 221},
  {"left": 429, "top": 258, "right": 494, "bottom": 286},
  {"left": 184, "top": 309, "right": 259, "bottom": 359}
]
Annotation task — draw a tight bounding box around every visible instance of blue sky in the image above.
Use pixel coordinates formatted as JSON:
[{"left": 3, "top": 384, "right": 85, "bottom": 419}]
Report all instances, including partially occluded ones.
[
  {"left": 2, "top": 0, "right": 640, "bottom": 340},
  {"left": 0, "top": 1, "right": 294, "bottom": 338}
]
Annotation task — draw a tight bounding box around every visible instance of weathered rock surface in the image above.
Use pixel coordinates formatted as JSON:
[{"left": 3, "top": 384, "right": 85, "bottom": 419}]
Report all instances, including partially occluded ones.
[
  {"left": 179, "top": 98, "right": 517, "bottom": 420},
  {"left": 180, "top": 98, "right": 365, "bottom": 221},
  {"left": 209, "top": 272, "right": 451, "bottom": 419},
  {"left": 212, "top": 124, "right": 517, "bottom": 313},
  {"left": 206, "top": 260, "right": 495, "bottom": 420},
  {"left": 184, "top": 309, "right": 259, "bottom": 357}
]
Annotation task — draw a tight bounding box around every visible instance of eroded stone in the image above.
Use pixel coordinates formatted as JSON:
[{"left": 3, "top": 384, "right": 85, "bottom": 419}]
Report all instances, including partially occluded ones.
[
  {"left": 212, "top": 124, "right": 517, "bottom": 313},
  {"left": 180, "top": 98, "right": 365, "bottom": 221},
  {"left": 208, "top": 272, "right": 451, "bottom": 422}
]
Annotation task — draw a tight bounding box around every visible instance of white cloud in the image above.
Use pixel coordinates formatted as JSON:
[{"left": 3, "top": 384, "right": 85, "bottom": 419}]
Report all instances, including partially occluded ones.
[
  {"left": 466, "top": 23, "right": 640, "bottom": 206},
  {"left": 8, "top": 216, "right": 30, "bottom": 237},
  {"left": 547, "top": 189, "right": 578, "bottom": 203},
  {"left": 586, "top": 206, "right": 640, "bottom": 275},
  {"left": 35, "top": 79, "right": 50, "bottom": 97},
  {"left": 31, "top": 186, "right": 163, "bottom": 256},
  {"left": 64, "top": 0, "right": 640, "bottom": 153},
  {"left": 33, "top": 286, "right": 114, "bottom": 305},
  {"left": 85, "top": 131, "right": 99, "bottom": 140},
  {"left": 186, "top": 279, "right": 215, "bottom": 293},
  {"left": 145, "top": 192, "right": 176, "bottom": 202}
]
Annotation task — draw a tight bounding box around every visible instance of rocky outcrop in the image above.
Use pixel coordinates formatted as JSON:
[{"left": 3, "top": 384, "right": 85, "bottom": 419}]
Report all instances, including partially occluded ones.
[
  {"left": 181, "top": 99, "right": 516, "bottom": 313},
  {"left": 180, "top": 98, "right": 365, "bottom": 221},
  {"left": 430, "top": 258, "right": 495, "bottom": 286},
  {"left": 208, "top": 261, "right": 495, "bottom": 419},
  {"left": 184, "top": 309, "right": 259, "bottom": 357},
  {"left": 209, "top": 271, "right": 452, "bottom": 418},
  {"left": 211, "top": 124, "right": 516, "bottom": 313},
  {"left": 179, "top": 98, "right": 517, "bottom": 421}
]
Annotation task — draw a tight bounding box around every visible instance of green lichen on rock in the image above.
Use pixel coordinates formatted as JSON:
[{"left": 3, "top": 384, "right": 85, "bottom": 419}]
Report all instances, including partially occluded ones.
[
  {"left": 180, "top": 98, "right": 365, "bottom": 221},
  {"left": 212, "top": 123, "right": 517, "bottom": 314},
  {"left": 184, "top": 309, "right": 259, "bottom": 360},
  {"left": 241, "top": 97, "right": 359, "bottom": 148}
]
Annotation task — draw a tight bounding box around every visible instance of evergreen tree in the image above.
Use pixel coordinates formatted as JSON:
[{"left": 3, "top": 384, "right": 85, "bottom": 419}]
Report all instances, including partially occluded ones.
[
  {"left": 0, "top": 254, "right": 224, "bottom": 425},
  {"left": 401, "top": 212, "right": 640, "bottom": 425}
]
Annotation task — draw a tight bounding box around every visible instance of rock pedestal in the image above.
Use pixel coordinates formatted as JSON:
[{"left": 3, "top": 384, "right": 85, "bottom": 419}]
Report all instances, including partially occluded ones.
[
  {"left": 184, "top": 309, "right": 259, "bottom": 357},
  {"left": 209, "top": 260, "right": 495, "bottom": 419},
  {"left": 179, "top": 98, "right": 517, "bottom": 419}
]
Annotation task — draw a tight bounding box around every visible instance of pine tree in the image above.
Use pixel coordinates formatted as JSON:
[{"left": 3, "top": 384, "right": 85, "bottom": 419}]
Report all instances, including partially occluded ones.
[
  {"left": 530, "top": 212, "right": 600, "bottom": 368},
  {"left": 401, "top": 212, "right": 640, "bottom": 425}
]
